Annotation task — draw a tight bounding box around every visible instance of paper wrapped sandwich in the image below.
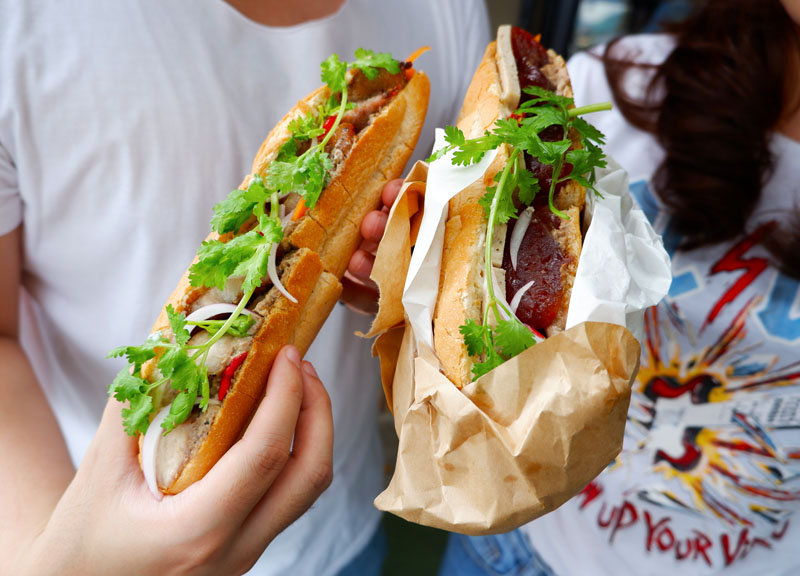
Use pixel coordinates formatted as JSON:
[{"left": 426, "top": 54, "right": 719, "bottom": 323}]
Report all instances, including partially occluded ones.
[{"left": 363, "top": 26, "right": 671, "bottom": 534}]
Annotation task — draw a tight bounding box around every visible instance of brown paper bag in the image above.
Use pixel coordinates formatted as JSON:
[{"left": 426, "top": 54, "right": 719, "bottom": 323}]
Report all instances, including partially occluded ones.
[{"left": 365, "top": 164, "right": 640, "bottom": 535}]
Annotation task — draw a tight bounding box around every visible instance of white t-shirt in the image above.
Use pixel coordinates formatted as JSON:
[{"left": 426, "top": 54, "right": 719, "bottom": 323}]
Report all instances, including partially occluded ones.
[
  {"left": 524, "top": 35, "right": 800, "bottom": 576},
  {"left": 0, "top": 1, "right": 490, "bottom": 574}
]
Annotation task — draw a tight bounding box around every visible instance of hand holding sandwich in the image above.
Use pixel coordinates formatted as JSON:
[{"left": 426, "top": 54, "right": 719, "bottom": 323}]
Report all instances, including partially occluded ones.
[{"left": 15, "top": 346, "right": 332, "bottom": 576}]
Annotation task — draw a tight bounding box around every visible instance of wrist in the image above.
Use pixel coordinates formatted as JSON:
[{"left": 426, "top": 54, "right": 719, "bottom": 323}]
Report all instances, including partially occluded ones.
[{"left": 22, "top": 526, "right": 89, "bottom": 576}]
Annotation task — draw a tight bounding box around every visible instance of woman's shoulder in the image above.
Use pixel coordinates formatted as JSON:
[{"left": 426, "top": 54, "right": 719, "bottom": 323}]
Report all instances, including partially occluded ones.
[{"left": 568, "top": 33, "right": 676, "bottom": 76}]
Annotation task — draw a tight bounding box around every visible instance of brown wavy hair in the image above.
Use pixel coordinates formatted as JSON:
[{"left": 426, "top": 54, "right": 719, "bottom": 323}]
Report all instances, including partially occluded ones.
[{"left": 603, "top": 0, "right": 800, "bottom": 277}]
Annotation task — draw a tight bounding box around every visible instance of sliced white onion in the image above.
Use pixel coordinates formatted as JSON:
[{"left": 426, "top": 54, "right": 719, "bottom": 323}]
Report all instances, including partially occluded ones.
[
  {"left": 184, "top": 303, "right": 256, "bottom": 335},
  {"left": 510, "top": 207, "right": 534, "bottom": 271},
  {"left": 141, "top": 398, "right": 222, "bottom": 499},
  {"left": 490, "top": 268, "right": 512, "bottom": 322},
  {"left": 278, "top": 204, "right": 286, "bottom": 219},
  {"left": 268, "top": 242, "right": 298, "bottom": 303},
  {"left": 509, "top": 280, "right": 535, "bottom": 314},
  {"left": 141, "top": 404, "right": 172, "bottom": 500}
]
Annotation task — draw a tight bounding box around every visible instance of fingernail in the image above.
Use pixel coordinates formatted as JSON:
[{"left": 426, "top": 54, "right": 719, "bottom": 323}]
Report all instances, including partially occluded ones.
[
  {"left": 285, "top": 346, "right": 301, "bottom": 367},
  {"left": 302, "top": 361, "right": 318, "bottom": 379}
]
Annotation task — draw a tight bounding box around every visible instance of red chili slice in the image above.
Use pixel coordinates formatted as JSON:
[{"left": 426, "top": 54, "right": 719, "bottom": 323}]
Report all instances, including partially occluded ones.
[
  {"left": 219, "top": 352, "right": 248, "bottom": 401},
  {"left": 321, "top": 115, "right": 337, "bottom": 138}
]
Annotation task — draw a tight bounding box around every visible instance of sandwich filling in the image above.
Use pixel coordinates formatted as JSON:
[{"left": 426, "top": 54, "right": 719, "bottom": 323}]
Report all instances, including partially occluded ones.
[
  {"left": 430, "top": 26, "right": 610, "bottom": 381},
  {"left": 108, "top": 48, "right": 416, "bottom": 491}
]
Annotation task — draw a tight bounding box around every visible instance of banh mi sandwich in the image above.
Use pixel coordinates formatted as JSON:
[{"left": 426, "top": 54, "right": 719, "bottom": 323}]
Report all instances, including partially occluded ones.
[
  {"left": 429, "top": 26, "right": 609, "bottom": 388},
  {"left": 108, "top": 48, "right": 430, "bottom": 496}
]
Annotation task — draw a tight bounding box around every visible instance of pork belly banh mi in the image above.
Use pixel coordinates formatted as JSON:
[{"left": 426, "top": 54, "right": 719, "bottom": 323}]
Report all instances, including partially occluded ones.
[{"left": 108, "top": 48, "right": 430, "bottom": 495}]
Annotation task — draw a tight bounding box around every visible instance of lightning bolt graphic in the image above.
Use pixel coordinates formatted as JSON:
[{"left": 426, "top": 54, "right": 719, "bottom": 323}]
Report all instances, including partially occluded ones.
[{"left": 703, "top": 222, "right": 774, "bottom": 331}]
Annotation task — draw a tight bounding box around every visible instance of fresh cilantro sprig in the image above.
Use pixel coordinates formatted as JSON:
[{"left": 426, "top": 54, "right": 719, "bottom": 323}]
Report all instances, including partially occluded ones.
[
  {"left": 462, "top": 148, "right": 539, "bottom": 379},
  {"left": 187, "top": 315, "right": 255, "bottom": 338},
  {"left": 266, "top": 48, "right": 400, "bottom": 209},
  {"left": 109, "top": 48, "right": 403, "bottom": 435},
  {"left": 108, "top": 298, "right": 259, "bottom": 435},
  {"left": 429, "top": 88, "right": 611, "bottom": 380},
  {"left": 111, "top": 201, "right": 282, "bottom": 435}
]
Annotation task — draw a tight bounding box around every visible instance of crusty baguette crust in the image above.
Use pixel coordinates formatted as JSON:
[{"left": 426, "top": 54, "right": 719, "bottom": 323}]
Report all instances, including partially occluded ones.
[
  {"left": 144, "top": 70, "right": 430, "bottom": 493},
  {"left": 166, "top": 248, "right": 325, "bottom": 494},
  {"left": 433, "top": 32, "right": 584, "bottom": 388}
]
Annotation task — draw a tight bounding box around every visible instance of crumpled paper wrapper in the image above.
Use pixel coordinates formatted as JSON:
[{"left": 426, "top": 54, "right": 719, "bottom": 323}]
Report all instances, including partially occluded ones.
[{"left": 364, "top": 130, "right": 671, "bottom": 534}]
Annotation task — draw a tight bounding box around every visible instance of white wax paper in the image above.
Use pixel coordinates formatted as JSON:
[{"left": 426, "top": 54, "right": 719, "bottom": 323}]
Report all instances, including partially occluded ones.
[{"left": 402, "top": 138, "right": 670, "bottom": 348}]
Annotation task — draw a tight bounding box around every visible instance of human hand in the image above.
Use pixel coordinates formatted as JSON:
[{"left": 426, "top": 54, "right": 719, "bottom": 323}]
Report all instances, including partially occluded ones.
[
  {"left": 24, "top": 346, "right": 332, "bottom": 576},
  {"left": 341, "top": 178, "right": 404, "bottom": 315}
]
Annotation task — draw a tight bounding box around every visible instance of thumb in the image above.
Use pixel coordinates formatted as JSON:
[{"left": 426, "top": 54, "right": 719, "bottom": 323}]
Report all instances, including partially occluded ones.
[{"left": 85, "top": 396, "right": 142, "bottom": 476}]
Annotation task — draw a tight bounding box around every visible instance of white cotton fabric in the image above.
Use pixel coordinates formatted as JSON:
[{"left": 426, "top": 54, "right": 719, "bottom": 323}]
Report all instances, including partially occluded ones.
[{"left": 0, "top": 1, "right": 490, "bottom": 574}]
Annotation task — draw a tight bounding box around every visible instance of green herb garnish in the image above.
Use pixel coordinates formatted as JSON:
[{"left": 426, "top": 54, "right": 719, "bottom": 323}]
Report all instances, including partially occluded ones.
[
  {"left": 109, "top": 48, "right": 402, "bottom": 435},
  {"left": 431, "top": 87, "right": 610, "bottom": 380},
  {"left": 267, "top": 49, "right": 400, "bottom": 210}
]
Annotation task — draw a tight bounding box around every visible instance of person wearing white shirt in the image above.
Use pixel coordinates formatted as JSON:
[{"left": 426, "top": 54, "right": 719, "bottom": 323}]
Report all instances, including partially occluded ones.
[{"left": 0, "top": 1, "right": 491, "bottom": 573}]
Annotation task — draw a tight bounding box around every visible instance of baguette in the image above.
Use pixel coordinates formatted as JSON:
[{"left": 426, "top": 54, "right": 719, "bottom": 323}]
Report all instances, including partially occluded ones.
[
  {"left": 111, "top": 50, "right": 430, "bottom": 495},
  {"left": 432, "top": 26, "right": 588, "bottom": 388}
]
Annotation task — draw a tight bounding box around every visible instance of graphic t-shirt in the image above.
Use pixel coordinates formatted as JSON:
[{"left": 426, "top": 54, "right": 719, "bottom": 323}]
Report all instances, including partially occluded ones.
[{"left": 524, "top": 35, "right": 800, "bottom": 575}]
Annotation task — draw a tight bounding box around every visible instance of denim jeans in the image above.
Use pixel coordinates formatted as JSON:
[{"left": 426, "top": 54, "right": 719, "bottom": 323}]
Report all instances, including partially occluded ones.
[
  {"left": 334, "top": 523, "right": 388, "bottom": 576},
  {"left": 438, "top": 530, "right": 557, "bottom": 576}
]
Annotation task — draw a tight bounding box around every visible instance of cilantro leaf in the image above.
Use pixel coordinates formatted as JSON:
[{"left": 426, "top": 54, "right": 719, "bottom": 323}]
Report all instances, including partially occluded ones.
[
  {"left": 444, "top": 125, "right": 466, "bottom": 147},
  {"left": 211, "top": 176, "right": 269, "bottom": 234},
  {"left": 516, "top": 168, "right": 539, "bottom": 206},
  {"left": 295, "top": 150, "right": 332, "bottom": 208},
  {"left": 537, "top": 139, "right": 573, "bottom": 164},
  {"left": 565, "top": 146, "right": 607, "bottom": 190},
  {"left": 288, "top": 114, "right": 325, "bottom": 142},
  {"left": 351, "top": 48, "right": 400, "bottom": 79},
  {"left": 109, "top": 368, "right": 148, "bottom": 402},
  {"left": 521, "top": 106, "right": 567, "bottom": 135},
  {"left": 265, "top": 148, "right": 331, "bottom": 208},
  {"left": 492, "top": 118, "right": 531, "bottom": 150},
  {"left": 191, "top": 230, "right": 266, "bottom": 290},
  {"left": 276, "top": 138, "right": 299, "bottom": 162},
  {"left": 159, "top": 347, "right": 198, "bottom": 391},
  {"left": 494, "top": 318, "right": 536, "bottom": 358},
  {"left": 479, "top": 183, "right": 517, "bottom": 224},
  {"left": 166, "top": 305, "right": 190, "bottom": 346},
  {"left": 320, "top": 53, "right": 347, "bottom": 93},
  {"left": 258, "top": 214, "right": 283, "bottom": 243},
  {"left": 236, "top": 244, "right": 271, "bottom": 296},
  {"left": 161, "top": 386, "right": 197, "bottom": 434},
  {"left": 451, "top": 133, "right": 500, "bottom": 166},
  {"left": 460, "top": 318, "right": 491, "bottom": 358},
  {"left": 520, "top": 85, "right": 573, "bottom": 111},
  {"left": 570, "top": 117, "right": 606, "bottom": 146},
  {"left": 122, "top": 393, "right": 153, "bottom": 436},
  {"left": 265, "top": 159, "right": 297, "bottom": 194},
  {"left": 472, "top": 346, "right": 504, "bottom": 380},
  {"left": 460, "top": 319, "right": 505, "bottom": 380},
  {"left": 191, "top": 315, "right": 255, "bottom": 338},
  {"left": 107, "top": 336, "right": 166, "bottom": 371},
  {"left": 210, "top": 188, "right": 254, "bottom": 235}
]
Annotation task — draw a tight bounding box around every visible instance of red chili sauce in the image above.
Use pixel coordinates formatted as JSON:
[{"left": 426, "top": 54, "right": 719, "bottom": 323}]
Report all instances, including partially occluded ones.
[{"left": 503, "top": 26, "right": 569, "bottom": 333}]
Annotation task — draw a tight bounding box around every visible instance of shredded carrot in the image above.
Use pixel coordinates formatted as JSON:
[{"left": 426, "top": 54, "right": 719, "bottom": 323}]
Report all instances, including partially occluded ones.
[
  {"left": 405, "top": 68, "right": 415, "bottom": 81},
  {"left": 534, "top": 33, "right": 542, "bottom": 43},
  {"left": 405, "top": 46, "right": 431, "bottom": 64},
  {"left": 291, "top": 198, "right": 308, "bottom": 221}
]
